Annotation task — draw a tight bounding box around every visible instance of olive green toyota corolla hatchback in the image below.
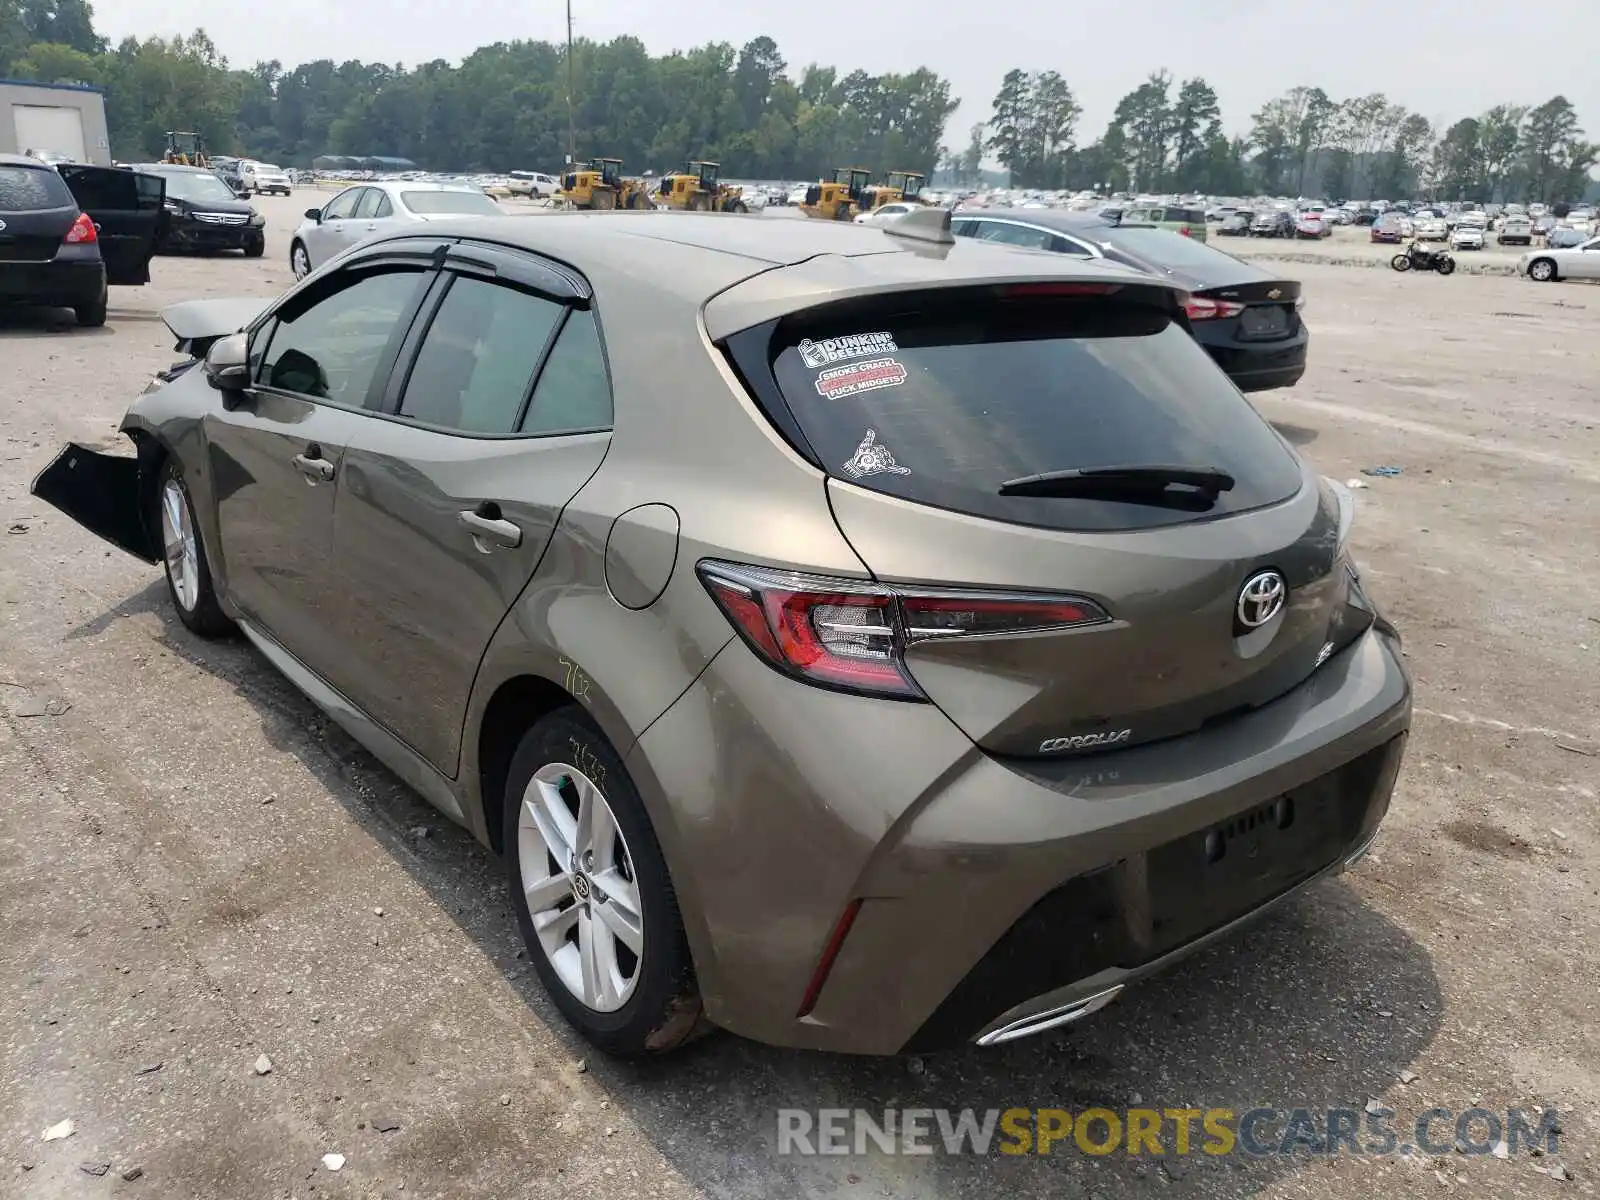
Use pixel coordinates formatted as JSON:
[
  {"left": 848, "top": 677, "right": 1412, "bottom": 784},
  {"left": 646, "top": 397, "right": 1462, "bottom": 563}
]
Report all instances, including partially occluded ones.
[{"left": 34, "top": 208, "right": 1410, "bottom": 1057}]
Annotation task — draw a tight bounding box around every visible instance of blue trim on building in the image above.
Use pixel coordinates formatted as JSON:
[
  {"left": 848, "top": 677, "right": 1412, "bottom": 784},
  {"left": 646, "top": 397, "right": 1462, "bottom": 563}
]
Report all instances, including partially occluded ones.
[{"left": 0, "top": 77, "right": 106, "bottom": 95}]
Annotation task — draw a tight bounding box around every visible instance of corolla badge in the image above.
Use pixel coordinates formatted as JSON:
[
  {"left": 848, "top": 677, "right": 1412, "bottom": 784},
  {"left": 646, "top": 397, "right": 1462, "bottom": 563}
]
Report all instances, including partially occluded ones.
[
  {"left": 1237, "top": 570, "right": 1287, "bottom": 628},
  {"left": 1040, "top": 728, "right": 1132, "bottom": 754}
]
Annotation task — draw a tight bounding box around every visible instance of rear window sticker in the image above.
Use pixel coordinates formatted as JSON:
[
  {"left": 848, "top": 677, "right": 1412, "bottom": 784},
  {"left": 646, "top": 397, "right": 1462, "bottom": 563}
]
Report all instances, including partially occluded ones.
[
  {"left": 842, "top": 429, "right": 912, "bottom": 480},
  {"left": 813, "top": 357, "right": 908, "bottom": 401},
  {"left": 798, "top": 332, "right": 898, "bottom": 369}
]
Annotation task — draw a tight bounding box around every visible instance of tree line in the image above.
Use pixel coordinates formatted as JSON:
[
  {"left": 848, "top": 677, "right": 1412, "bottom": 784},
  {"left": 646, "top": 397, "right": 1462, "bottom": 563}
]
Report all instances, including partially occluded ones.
[
  {"left": 973, "top": 70, "right": 1596, "bottom": 203},
  {"left": 1, "top": 2, "right": 955, "bottom": 176}
]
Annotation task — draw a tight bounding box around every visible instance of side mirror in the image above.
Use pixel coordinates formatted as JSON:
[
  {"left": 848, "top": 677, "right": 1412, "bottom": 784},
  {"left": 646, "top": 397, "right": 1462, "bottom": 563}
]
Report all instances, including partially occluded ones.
[
  {"left": 204, "top": 332, "right": 250, "bottom": 391},
  {"left": 304, "top": 207, "right": 322, "bottom": 223}
]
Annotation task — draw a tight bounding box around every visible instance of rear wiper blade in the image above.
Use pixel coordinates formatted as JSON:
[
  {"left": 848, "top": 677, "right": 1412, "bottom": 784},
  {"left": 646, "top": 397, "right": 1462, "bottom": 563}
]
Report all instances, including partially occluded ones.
[{"left": 997, "top": 464, "right": 1237, "bottom": 498}]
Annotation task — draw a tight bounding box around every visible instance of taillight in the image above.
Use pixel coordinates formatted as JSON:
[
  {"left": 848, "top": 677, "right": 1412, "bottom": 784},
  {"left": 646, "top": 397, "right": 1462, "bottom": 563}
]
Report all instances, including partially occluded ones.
[
  {"left": 64, "top": 212, "right": 97, "bottom": 244},
  {"left": 697, "top": 561, "right": 1109, "bottom": 699},
  {"left": 1178, "top": 224, "right": 1192, "bottom": 237},
  {"left": 1183, "top": 296, "right": 1246, "bottom": 321}
]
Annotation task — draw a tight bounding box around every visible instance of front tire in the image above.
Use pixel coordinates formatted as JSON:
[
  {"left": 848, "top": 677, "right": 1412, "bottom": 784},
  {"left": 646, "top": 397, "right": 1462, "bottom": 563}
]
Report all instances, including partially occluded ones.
[
  {"left": 155, "top": 462, "right": 233, "bottom": 638},
  {"left": 504, "top": 708, "right": 701, "bottom": 1056},
  {"left": 290, "top": 241, "right": 311, "bottom": 279},
  {"left": 1528, "top": 257, "right": 1557, "bottom": 282},
  {"left": 244, "top": 237, "right": 264, "bottom": 259},
  {"left": 1435, "top": 257, "right": 1456, "bottom": 276}
]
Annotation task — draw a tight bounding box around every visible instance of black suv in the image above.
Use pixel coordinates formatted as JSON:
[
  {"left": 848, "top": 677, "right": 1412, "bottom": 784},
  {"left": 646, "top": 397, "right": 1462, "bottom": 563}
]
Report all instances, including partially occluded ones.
[{"left": 0, "top": 154, "right": 165, "bottom": 326}]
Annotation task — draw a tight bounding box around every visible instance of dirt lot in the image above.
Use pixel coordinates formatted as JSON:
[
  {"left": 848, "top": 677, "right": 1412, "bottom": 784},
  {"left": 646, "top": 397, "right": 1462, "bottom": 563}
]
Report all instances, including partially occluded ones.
[{"left": 2, "top": 193, "right": 1597, "bottom": 1199}]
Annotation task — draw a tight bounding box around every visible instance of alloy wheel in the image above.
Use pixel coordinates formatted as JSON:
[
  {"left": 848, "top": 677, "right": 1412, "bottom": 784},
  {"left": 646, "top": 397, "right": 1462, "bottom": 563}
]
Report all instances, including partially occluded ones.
[
  {"left": 517, "top": 762, "right": 644, "bottom": 1012},
  {"left": 291, "top": 244, "right": 310, "bottom": 279},
  {"left": 159, "top": 479, "right": 199, "bottom": 611}
]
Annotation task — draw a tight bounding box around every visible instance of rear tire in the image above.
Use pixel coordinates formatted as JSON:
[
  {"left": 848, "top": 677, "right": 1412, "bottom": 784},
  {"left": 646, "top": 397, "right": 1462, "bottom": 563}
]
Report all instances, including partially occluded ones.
[
  {"left": 154, "top": 461, "right": 233, "bottom": 638},
  {"left": 592, "top": 189, "right": 617, "bottom": 211},
  {"left": 728, "top": 200, "right": 748, "bottom": 214},
  {"left": 1528, "top": 257, "right": 1557, "bottom": 282},
  {"left": 75, "top": 282, "right": 108, "bottom": 328},
  {"left": 504, "top": 708, "right": 702, "bottom": 1057},
  {"left": 1390, "top": 254, "right": 1413, "bottom": 272}
]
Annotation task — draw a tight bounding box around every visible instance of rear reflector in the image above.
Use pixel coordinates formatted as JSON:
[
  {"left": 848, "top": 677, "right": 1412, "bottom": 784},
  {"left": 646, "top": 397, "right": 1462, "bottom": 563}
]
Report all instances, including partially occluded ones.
[
  {"left": 698, "top": 560, "right": 1109, "bottom": 699},
  {"left": 796, "top": 898, "right": 863, "bottom": 1018},
  {"left": 64, "top": 212, "right": 97, "bottom": 245},
  {"left": 1184, "top": 296, "right": 1246, "bottom": 321}
]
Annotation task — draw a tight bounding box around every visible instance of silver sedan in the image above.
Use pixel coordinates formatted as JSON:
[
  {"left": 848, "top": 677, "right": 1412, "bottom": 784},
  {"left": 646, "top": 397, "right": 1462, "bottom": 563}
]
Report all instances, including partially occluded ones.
[{"left": 289, "top": 181, "right": 507, "bottom": 278}]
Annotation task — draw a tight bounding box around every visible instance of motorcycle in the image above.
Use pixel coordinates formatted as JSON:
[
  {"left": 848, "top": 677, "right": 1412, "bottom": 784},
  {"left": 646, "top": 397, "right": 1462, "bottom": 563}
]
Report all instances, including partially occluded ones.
[{"left": 1390, "top": 240, "right": 1456, "bottom": 275}]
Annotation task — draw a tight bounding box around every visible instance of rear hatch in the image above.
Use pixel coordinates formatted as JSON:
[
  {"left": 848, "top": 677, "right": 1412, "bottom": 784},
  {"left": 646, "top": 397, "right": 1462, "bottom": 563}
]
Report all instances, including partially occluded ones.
[
  {"left": 719, "top": 279, "right": 1366, "bottom": 759},
  {"left": 0, "top": 161, "right": 78, "bottom": 262}
]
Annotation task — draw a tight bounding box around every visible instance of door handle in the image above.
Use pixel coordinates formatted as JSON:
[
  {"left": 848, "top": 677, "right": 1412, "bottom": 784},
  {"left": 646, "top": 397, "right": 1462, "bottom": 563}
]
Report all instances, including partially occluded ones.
[
  {"left": 458, "top": 508, "right": 523, "bottom": 551},
  {"left": 292, "top": 452, "right": 335, "bottom": 483}
]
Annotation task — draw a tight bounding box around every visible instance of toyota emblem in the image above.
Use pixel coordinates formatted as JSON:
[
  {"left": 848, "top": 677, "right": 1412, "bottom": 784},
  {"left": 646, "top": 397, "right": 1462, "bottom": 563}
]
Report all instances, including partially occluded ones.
[
  {"left": 0, "top": 218, "right": 7, "bottom": 232},
  {"left": 1236, "top": 570, "right": 1287, "bottom": 628}
]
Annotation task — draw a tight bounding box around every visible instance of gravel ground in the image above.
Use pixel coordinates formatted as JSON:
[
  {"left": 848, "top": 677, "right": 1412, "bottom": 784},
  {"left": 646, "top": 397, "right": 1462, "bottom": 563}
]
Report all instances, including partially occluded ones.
[{"left": 1, "top": 193, "right": 1597, "bottom": 1199}]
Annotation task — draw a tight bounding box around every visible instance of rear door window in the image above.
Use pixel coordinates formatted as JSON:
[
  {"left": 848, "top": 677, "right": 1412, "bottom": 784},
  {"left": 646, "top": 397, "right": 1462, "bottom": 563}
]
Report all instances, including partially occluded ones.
[
  {"left": 768, "top": 296, "right": 1303, "bottom": 532},
  {"left": 0, "top": 164, "right": 73, "bottom": 210},
  {"left": 397, "top": 275, "right": 564, "bottom": 434}
]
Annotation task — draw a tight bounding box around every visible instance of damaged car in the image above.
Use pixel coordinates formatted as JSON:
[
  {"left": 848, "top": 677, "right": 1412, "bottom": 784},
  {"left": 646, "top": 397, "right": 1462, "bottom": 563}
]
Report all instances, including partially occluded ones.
[{"left": 33, "top": 209, "right": 1411, "bottom": 1058}]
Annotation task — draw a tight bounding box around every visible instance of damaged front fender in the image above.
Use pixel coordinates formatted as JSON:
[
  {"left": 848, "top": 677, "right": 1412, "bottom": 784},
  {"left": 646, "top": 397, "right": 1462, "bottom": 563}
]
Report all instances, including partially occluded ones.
[{"left": 30, "top": 441, "right": 162, "bottom": 564}]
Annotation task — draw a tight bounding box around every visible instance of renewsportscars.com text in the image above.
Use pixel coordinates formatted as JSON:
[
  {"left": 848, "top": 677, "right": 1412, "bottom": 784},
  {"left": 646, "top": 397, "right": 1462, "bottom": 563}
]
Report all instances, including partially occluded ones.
[{"left": 776, "top": 1106, "right": 1560, "bottom": 1158}]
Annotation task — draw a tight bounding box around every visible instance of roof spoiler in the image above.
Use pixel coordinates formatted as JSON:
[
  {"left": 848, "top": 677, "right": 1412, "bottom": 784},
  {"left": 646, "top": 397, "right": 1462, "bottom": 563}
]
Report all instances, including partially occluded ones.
[{"left": 882, "top": 206, "right": 954, "bottom": 246}]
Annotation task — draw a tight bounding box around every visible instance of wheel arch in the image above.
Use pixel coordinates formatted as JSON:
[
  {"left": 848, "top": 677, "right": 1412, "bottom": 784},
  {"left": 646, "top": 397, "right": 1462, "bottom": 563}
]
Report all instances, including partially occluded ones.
[{"left": 475, "top": 673, "right": 584, "bottom": 855}]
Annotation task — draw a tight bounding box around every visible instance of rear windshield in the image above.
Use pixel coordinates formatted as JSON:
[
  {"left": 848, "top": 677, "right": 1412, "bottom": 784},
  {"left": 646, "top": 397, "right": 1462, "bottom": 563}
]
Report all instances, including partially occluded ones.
[
  {"left": 1161, "top": 207, "right": 1204, "bottom": 224},
  {"left": 0, "top": 164, "right": 73, "bottom": 211},
  {"left": 767, "top": 297, "right": 1303, "bottom": 532},
  {"left": 1094, "top": 227, "right": 1247, "bottom": 272},
  {"left": 400, "top": 190, "right": 501, "bottom": 216}
]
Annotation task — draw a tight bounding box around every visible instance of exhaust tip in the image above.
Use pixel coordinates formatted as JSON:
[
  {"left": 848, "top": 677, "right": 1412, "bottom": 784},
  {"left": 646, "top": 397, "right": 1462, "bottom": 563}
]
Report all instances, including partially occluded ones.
[{"left": 975, "top": 984, "right": 1124, "bottom": 1047}]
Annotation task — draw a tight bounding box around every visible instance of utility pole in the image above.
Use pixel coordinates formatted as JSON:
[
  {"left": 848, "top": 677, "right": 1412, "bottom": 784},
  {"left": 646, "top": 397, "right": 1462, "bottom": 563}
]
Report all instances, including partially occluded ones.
[{"left": 565, "top": 0, "right": 575, "bottom": 166}]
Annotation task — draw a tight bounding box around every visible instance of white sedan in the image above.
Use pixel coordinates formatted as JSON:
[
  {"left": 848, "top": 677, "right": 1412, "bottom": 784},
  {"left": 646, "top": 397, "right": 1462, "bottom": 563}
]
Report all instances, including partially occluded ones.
[
  {"left": 1449, "top": 225, "right": 1485, "bottom": 250},
  {"left": 854, "top": 201, "right": 922, "bottom": 226},
  {"left": 1520, "top": 235, "right": 1600, "bottom": 282},
  {"left": 1412, "top": 215, "right": 1449, "bottom": 241},
  {"left": 289, "top": 181, "right": 507, "bottom": 278}
]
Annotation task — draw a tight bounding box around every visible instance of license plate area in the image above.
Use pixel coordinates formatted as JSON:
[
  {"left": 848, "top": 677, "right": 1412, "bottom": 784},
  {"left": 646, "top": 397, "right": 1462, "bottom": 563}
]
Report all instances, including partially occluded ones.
[{"left": 1239, "top": 305, "right": 1290, "bottom": 339}]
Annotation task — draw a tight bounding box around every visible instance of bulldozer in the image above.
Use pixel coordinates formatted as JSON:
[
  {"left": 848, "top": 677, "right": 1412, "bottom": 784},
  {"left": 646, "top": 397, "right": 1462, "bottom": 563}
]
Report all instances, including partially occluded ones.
[
  {"left": 162, "top": 131, "right": 209, "bottom": 168},
  {"left": 864, "top": 170, "right": 931, "bottom": 210},
  {"left": 557, "top": 157, "right": 654, "bottom": 210},
  {"left": 798, "top": 167, "right": 872, "bottom": 221},
  {"left": 657, "top": 160, "right": 748, "bottom": 213}
]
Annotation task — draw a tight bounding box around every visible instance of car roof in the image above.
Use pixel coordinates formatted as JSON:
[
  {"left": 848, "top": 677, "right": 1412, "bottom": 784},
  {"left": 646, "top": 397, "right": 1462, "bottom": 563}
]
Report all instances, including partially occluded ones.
[
  {"left": 361, "top": 210, "right": 1177, "bottom": 326},
  {"left": 0, "top": 152, "right": 55, "bottom": 168}
]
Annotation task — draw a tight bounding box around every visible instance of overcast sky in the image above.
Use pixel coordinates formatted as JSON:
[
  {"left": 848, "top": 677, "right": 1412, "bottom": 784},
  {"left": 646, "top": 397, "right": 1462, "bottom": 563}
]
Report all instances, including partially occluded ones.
[{"left": 101, "top": 0, "right": 1598, "bottom": 142}]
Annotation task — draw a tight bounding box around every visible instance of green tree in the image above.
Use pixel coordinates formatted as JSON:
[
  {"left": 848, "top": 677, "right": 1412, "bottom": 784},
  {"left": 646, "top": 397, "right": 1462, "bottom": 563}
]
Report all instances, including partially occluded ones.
[{"left": 1170, "top": 77, "right": 1220, "bottom": 191}]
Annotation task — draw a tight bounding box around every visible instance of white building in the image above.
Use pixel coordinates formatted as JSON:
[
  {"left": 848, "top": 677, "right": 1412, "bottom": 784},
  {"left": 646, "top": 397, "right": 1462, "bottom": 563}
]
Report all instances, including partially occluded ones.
[{"left": 0, "top": 77, "right": 112, "bottom": 165}]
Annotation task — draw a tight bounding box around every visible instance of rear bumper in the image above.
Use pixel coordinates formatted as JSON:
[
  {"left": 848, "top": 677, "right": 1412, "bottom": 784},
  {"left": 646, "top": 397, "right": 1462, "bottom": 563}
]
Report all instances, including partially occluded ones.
[
  {"left": 0, "top": 260, "right": 104, "bottom": 307},
  {"left": 629, "top": 624, "right": 1411, "bottom": 1054},
  {"left": 1199, "top": 327, "right": 1309, "bottom": 393}
]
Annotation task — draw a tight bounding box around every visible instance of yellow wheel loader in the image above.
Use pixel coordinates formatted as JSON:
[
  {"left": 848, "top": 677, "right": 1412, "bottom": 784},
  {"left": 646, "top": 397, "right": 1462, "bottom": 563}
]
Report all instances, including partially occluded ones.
[
  {"left": 558, "top": 158, "right": 654, "bottom": 210},
  {"left": 162, "top": 131, "right": 209, "bottom": 168},
  {"left": 864, "top": 170, "right": 931, "bottom": 210},
  {"left": 798, "top": 167, "right": 871, "bottom": 221},
  {"left": 657, "top": 160, "right": 748, "bottom": 213}
]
